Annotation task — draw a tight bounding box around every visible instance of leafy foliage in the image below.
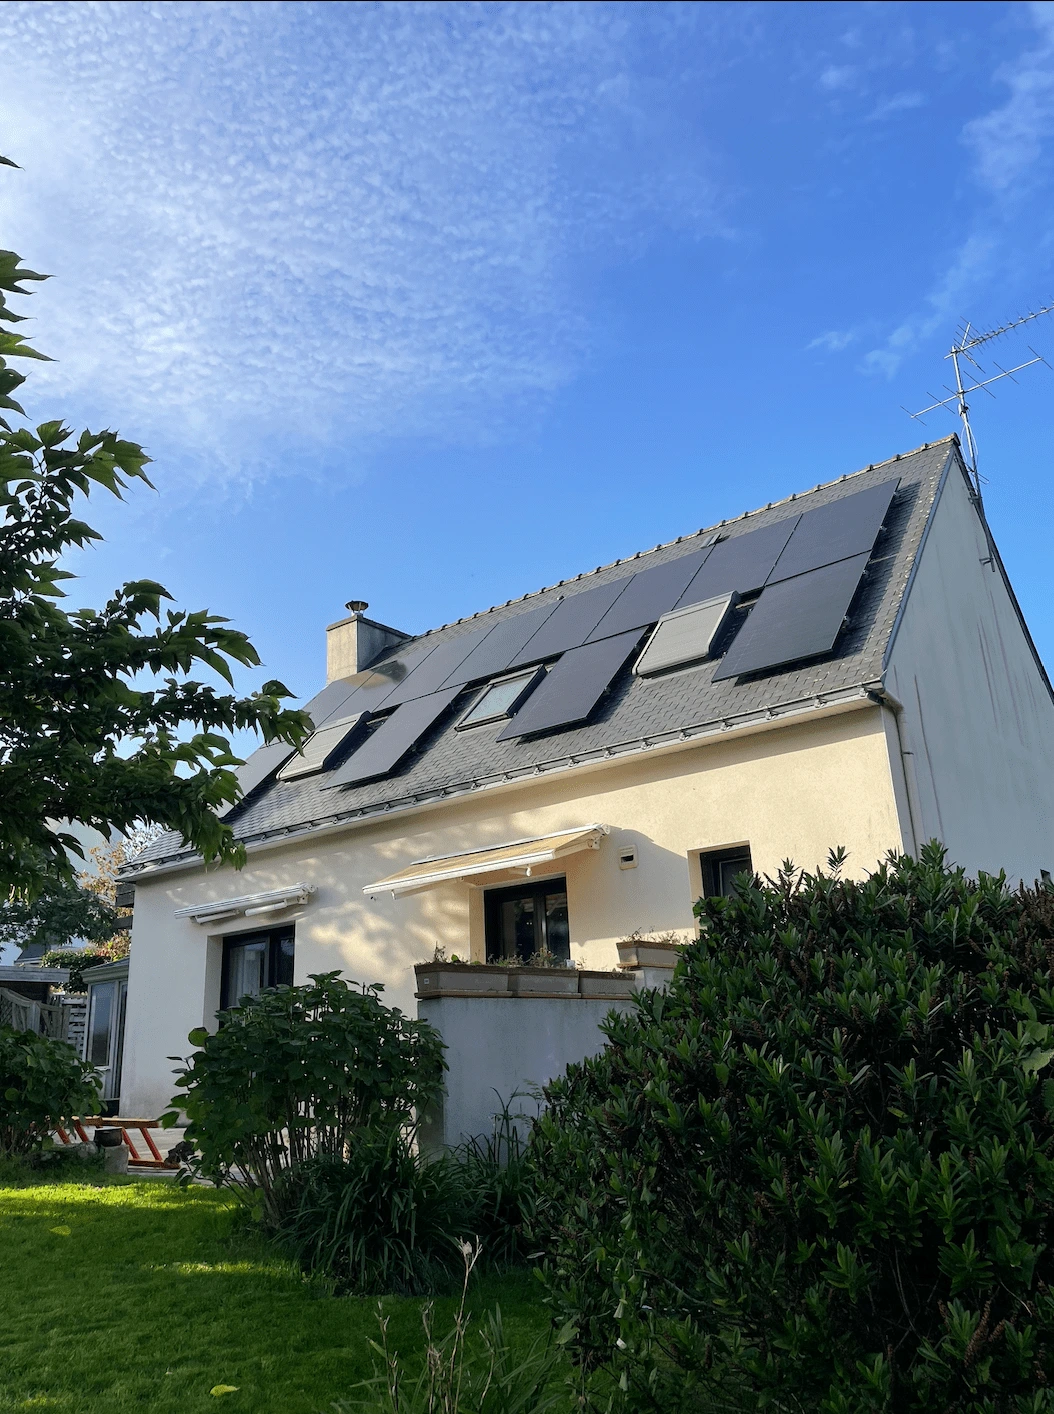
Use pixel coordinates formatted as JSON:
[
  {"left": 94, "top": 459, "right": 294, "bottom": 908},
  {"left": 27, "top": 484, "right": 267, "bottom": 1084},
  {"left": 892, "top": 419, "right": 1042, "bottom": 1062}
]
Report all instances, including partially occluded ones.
[
  {"left": 0, "top": 1025, "right": 101, "bottom": 1155},
  {"left": 277, "top": 1132, "right": 473, "bottom": 1297},
  {"left": 0, "top": 162, "right": 310, "bottom": 897},
  {"left": 166, "top": 972, "right": 446, "bottom": 1225},
  {"left": 529, "top": 844, "right": 1054, "bottom": 1413},
  {"left": 457, "top": 1097, "right": 538, "bottom": 1270}
]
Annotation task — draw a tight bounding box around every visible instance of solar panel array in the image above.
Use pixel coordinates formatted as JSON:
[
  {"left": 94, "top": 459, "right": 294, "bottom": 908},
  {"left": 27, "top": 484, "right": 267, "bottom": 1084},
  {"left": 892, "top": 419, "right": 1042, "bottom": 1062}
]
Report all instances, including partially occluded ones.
[
  {"left": 713, "top": 553, "right": 871, "bottom": 681},
  {"left": 229, "top": 475, "right": 901, "bottom": 800},
  {"left": 497, "top": 630, "right": 644, "bottom": 740},
  {"left": 323, "top": 686, "right": 463, "bottom": 789}
]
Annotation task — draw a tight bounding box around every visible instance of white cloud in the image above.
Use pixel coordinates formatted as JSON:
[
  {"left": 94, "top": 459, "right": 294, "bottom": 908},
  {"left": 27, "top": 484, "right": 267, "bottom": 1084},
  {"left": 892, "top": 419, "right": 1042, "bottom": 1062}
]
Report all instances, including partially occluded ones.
[
  {"left": 0, "top": 1, "right": 724, "bottom": 484},
  {"left": 866, "top": 90, "right": 925, "bottom": 122},
  {"left": 807, "top": 329, "right": 856, "bottom": 353},
  {"left": 819, "top": 64, "right": 858, "bottom": 92},
  {"left": 964, "top": 1, "right": 1054, "bottom": 190}
]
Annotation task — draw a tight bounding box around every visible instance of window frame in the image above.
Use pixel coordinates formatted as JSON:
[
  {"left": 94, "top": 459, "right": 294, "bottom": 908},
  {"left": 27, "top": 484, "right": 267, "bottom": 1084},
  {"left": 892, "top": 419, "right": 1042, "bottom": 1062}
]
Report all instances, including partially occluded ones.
[
  {"left": 457, "top": 667, "right": 545, "bottom": 730},
  {"left": 699, "top": 844, "right": 754, "bottom": 899},
  {"left": 220, "top": 925, "right": 295, "bottom": 1011},
  {"left": 483, "top": 875, "right": 569, "bottom": 963}
]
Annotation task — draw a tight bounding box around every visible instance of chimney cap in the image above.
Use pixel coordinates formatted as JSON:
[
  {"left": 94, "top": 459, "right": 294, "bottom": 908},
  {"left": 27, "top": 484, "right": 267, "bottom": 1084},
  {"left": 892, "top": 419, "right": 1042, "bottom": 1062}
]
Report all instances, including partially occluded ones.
[{"left": 345, "top": 599, "right": 369, "bottom": 615}]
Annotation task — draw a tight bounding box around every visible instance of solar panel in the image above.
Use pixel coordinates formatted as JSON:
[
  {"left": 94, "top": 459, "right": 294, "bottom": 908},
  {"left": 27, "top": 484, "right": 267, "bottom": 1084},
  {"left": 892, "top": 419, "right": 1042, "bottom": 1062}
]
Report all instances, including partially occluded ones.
[
  {"left": 767, "top": 478, "right": 899, "bottom": 584},
  {"left": 439, "top": 601, "right": 561, "bottom": 687},
  {"left": 508, "top": 577, "right": 633, "bottom": 668},
  {"left": 323, "top": 686, "right": 463, "bottom": 789},
  {"left": 380, "top": 625, "right": 492, "bottom": 706},
  {"left": 712, "top": 552, "right": 870, "bottom": 681},
  {"left": 497, "top": 629, "right": 643, "bottom": 739},
  {"left": 276, "top": 713, "right": 367, "bottom": 781},
  {"left": 674, "top": 516, "right": 801, "bottom": 608},
  {"left": 351, "top": 638, "right": 436, "bottom": 696},
  {"left": 633, "top": 593, "right": 739, "bottom": 676},
  {"left": 585, "top": 547, "right": 712, "bottom": 642}
]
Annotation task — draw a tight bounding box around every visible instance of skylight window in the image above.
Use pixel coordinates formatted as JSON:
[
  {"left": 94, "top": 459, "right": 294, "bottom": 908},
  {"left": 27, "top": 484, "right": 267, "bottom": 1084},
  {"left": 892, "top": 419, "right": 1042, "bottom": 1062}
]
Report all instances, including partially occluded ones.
[
  {"left": 457, "top": 669, "right": 543, "bottom": 729},
  {"left": 633, "top": 593, "right": 740, "bottom": 677},
  {"left": 276, "top": 713, "right": 365, "bottom": 781}
]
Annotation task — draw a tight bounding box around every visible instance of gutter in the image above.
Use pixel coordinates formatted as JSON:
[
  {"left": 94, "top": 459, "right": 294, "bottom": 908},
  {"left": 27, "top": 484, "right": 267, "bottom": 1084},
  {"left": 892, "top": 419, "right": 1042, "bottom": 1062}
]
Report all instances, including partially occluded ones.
[{"left": 127, "top": 682, "right": 883, "bottom": 882}]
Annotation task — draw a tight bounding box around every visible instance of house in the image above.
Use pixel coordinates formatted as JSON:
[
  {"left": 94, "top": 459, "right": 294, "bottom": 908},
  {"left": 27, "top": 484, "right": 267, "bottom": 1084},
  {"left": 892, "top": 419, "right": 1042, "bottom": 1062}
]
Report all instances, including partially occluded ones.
[{"left": 117, "top": 436, "right": 1054, "bottom": 1123}]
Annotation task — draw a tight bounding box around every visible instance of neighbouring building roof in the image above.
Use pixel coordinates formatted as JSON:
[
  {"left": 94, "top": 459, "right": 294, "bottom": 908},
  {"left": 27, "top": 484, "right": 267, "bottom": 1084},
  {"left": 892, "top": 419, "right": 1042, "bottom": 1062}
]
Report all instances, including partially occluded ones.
[{"left": 131, "top": 437, "right": 960, "bottom": 874}]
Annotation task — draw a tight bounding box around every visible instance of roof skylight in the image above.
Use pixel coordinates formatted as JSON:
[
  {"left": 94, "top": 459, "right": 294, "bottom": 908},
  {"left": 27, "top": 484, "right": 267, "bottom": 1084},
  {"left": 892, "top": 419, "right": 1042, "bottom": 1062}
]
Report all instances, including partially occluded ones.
[
  {"left": 457, "top": 669, "right": 543, "bottom": 729},
  {"left": 276, "top": 713, "right": 366, "bottom": 781}
]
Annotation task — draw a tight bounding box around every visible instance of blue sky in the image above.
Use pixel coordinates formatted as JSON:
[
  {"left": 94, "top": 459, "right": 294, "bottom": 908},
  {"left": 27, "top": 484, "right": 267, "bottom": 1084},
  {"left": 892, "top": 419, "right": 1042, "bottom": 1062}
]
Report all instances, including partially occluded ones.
[{"left": 3, "top": 0, "right": 1054, "bottom": 735}]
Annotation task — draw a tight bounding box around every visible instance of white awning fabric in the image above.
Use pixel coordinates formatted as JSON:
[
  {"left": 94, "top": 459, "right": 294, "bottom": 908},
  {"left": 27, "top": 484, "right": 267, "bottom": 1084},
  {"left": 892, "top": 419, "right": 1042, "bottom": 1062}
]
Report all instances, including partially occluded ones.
[{"left": 363, "top": 825, "right": 608, "bottom": 898}]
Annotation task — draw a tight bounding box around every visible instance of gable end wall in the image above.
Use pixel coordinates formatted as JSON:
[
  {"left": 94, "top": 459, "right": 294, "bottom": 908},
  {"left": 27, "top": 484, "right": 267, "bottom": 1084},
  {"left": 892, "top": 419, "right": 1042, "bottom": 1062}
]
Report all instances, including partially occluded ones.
[{"left": 885, "top": 461, "right": 1054, "bottom": 881}]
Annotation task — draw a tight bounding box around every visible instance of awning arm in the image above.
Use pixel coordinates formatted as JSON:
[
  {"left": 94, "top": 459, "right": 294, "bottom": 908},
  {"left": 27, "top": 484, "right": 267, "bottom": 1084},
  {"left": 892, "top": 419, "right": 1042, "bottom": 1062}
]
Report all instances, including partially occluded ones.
[{"left": 363, "top": 824, "right": 609, "bottom": 898}]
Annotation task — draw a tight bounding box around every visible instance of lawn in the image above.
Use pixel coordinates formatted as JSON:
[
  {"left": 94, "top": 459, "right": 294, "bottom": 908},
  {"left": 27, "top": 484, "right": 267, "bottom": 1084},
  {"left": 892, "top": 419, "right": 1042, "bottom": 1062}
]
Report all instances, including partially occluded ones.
[{"left": 0, "top": 1168, "right": 554, "bottom": 1414}]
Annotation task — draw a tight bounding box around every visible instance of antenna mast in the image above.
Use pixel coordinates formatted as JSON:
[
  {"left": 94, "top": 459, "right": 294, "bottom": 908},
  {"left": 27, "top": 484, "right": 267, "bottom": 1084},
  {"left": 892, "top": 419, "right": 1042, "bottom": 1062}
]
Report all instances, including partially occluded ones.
[{"left": 906, "top": 301, "right": 1054, "bottom": 502}]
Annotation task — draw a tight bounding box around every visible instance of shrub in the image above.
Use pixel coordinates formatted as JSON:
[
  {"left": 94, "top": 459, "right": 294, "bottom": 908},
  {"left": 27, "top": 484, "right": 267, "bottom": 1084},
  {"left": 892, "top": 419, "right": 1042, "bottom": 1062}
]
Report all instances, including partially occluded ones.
[
  {"left": 165, "top": 972, "right": 445, "bottom": 1224},
  {"left": 0, "top": 1025, "right": 101, "bottom": 1156},
  {"left": 529, "top": 845, "right": 1054, "bottom": 1413}
]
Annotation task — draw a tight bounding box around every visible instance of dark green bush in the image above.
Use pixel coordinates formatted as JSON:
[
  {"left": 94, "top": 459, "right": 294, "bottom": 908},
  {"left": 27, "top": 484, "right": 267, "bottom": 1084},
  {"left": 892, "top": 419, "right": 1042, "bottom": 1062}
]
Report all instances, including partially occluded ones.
[
  {"left": 0, "top": 1025, "right": 101, "bottom": 1156},
  {"left": 457, "top": 1098, "right": 538, "bottom": 1269},
  {"left": 165, "top": 972, "right": 445, "bottom": 1224},
  {"left": 276, "top": 1128, "right": 471, "bottom": 1296},
  {"left": 529, "top": 845, "right": 1054, "bottom": 1413}
]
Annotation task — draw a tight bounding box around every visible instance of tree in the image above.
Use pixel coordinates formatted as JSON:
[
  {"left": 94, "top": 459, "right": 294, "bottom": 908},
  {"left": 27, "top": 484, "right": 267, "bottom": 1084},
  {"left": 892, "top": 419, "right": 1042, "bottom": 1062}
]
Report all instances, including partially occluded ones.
[{"left": 0, "top": 158, "right": 310, "bottom": 897}]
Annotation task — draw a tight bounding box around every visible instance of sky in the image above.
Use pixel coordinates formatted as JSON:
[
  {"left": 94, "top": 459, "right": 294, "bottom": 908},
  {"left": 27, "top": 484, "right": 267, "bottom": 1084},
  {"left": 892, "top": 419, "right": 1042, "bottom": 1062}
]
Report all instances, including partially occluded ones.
[{"left": 2, "top": 0, "right": 1054, "bottom": 735}]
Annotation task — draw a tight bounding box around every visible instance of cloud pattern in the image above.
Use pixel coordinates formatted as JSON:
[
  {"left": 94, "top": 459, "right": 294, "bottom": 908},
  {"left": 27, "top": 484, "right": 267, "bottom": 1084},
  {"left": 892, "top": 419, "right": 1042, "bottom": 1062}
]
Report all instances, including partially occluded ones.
[{"left": 0, "top": 2, "right": 722, "bottom": 481}]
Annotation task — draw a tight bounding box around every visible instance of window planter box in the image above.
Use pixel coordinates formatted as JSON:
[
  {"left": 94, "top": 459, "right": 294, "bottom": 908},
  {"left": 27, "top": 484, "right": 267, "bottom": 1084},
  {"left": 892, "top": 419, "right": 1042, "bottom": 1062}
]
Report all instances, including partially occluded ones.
[
  {"left": 615, "top": 938, "right": 684, "bottom": 971},
  {"left": 415, "top": 963, "right": 509, "bottom": 997},
  {"left": 577, "top": 971, "right": 638, "bottom": 999},
  {"left": 507, "top": 968, "right": 581, "bottom": 997}
]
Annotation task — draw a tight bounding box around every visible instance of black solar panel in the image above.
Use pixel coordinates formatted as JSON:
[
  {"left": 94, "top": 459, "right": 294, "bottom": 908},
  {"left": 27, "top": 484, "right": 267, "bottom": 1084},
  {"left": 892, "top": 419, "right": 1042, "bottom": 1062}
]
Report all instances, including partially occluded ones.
[
  {"left": 585, "top": 547, "right": 712, "bottom": 642},
  {"left": 439, "top": 601, "right": 562, "bottom": 688},
  {"left": 674, "top": 516, "right": 801, "bottom": 607},
  {"left": 508, "top": 577, "right": 633, "bottom": 668},
  {"left": 381, "top": 625, "right": 492, "bottom": 706},
  {"left": 220, "top": 740, "right": 298, "bottom": 817},
  {"left": 767, "top": 478, "right": 899, "bottom": 584},
  {"left": 497, "top": 629, "right": 642, "bottom": 739},
  {"left": 712, "top": 552, "right": 870, "bottom": 681},
  {"left": 302, "top": 678, "right": 363, "bottom": 727},
  {"left": 323, "top": 686, "right": 462, "bottom": 789},
  {"left": 348, "top": 639, "right": 436, "bottom": 700}
]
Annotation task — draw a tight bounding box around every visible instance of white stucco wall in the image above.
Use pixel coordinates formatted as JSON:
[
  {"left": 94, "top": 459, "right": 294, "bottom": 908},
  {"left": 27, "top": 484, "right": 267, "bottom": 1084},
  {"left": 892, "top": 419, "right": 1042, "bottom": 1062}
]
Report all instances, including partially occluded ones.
[
  {"left": 121, "top": 703, "right": 903, "bottom": 1116},
  {"left": 886, "top": 462, "right": 1054, "bottom": 882}
]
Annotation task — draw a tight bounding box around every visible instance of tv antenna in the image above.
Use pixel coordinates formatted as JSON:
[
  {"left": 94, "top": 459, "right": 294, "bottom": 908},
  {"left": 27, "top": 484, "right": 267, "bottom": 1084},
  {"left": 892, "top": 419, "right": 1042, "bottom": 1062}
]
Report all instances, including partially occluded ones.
[{"left": 906, "top": 301, "right": 1054, "bottom": 503}]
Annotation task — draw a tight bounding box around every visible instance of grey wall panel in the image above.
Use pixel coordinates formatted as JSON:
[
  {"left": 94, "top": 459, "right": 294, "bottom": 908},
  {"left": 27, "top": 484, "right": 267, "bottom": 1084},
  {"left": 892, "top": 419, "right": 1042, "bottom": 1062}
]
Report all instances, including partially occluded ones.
[
  {"left": 439, "top": 602, "right": 561, "bottom": 687},
  {"left": 497, "top": 630, "right": 643, "bottom": 739},
  {"left": 323, "top": 686, "right": 462, "bottom": 789},
  {"left": 675, "top": 517, "right": 801, "bottom": 607},
  {"left": 585, "top": 547, "right": 712, "bottom": 642},
  {"left": 508, "top": 578, "right": 633, "bottom": 667},
  {"left": 713, "top": 552, "right": 870, "bottom": 681},
  {"left": 767, "top": 478, "right": 899, "bottom": 584},
  {"left": 381, "top": 626, "right": 492, "bottom": 706}
]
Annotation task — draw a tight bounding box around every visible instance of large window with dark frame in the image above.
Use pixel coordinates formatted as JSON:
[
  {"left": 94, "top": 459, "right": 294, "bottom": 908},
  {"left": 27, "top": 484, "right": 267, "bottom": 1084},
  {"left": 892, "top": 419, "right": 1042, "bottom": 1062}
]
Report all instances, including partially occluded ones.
[
  {"left": 699, "top": 844, "right": 753, "bottom": 899},
  {"left": 220, "top": 926, "right": 295, "bottom": 1010},
  {"left": 484, "top": 877, "right": 570, "bottom": 964}
]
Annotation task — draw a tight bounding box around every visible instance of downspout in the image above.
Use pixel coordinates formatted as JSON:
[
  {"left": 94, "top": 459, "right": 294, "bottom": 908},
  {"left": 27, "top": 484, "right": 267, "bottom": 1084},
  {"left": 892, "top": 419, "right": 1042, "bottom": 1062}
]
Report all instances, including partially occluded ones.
[{"left": 868, "top": 688, "right": 922, "bottom": 856}]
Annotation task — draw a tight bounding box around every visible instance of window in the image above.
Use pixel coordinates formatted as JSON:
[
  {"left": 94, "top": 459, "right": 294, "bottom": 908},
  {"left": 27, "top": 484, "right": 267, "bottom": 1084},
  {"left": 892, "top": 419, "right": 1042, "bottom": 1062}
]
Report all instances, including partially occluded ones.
[
  {"left": 221, "top": 926, "right": 295, "bottom": 1010},
  {"left": 458, "top": 669, "right": 543, "bottom": 729},
  {"left": 484, "top": 877, "right": 570, "bottom": 963},
  {"left": 87, "top": 982, "right": 116, "bottom": 1069},
  {"left": 700, "top": 844, "right": 753, "bottom": 898}
]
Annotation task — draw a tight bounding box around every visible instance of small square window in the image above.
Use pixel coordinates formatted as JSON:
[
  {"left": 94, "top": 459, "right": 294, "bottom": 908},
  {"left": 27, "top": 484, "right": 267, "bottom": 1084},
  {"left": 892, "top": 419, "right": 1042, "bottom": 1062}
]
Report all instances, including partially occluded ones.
[
  {"left": 700, "top": 844, "right": 753, "bottom": 898},
  {"left": 457, "top": 668, "right": 543, "bottom": 729}
]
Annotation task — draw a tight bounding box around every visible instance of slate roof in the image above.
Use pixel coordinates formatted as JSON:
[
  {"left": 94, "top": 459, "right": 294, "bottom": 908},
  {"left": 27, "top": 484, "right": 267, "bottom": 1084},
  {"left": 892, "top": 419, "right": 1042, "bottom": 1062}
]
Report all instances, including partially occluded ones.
[{"left": 130, "top": 437, "right": 958, "bottom": 872}]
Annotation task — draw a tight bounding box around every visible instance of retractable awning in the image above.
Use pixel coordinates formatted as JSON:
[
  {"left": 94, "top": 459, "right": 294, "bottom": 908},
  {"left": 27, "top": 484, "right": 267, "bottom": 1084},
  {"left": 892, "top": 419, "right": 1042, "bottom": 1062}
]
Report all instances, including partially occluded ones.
[{"left": 363, "top": 825, "right": 608, "bottom": 898}]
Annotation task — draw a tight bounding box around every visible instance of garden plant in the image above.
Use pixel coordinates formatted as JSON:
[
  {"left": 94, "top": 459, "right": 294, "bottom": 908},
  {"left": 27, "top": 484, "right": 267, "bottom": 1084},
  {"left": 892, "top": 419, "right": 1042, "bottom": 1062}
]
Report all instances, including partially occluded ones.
[
  {"left": 0, "top": 1024, "right": 100, "bottom": 1156},
  {"left": 530, "top": 844, "right": 1054, "bottom": 1413}
]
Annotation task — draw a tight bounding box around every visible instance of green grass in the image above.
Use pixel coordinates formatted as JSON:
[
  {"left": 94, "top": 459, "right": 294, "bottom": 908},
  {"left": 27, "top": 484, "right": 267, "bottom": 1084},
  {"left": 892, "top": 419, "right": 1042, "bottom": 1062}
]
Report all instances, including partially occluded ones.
[{"left": 0, "top": 1168, "right": 553, "bottom": 1414}]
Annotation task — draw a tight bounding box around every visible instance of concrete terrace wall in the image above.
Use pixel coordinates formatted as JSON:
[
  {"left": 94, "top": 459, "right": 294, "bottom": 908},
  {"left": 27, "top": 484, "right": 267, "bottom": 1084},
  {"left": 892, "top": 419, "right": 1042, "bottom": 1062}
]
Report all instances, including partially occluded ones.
[{"left": 121, "top": 704, "right": 902, "bottom": 1116}]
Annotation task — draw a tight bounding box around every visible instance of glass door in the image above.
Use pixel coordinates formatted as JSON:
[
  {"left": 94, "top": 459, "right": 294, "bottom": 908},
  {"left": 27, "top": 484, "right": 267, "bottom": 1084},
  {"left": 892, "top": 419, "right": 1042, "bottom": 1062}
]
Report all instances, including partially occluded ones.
[{"left": 484, "top": 877, "right": 570, "bottom": 963}]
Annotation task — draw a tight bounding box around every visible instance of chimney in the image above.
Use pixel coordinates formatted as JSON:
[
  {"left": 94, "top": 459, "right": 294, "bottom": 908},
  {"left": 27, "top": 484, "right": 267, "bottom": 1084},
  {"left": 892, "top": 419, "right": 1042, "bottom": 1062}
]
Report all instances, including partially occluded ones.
[{"left": 326, "top": 601, "right": 409, "bottom": 683}]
